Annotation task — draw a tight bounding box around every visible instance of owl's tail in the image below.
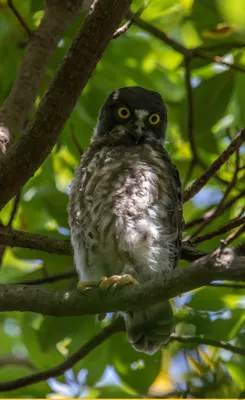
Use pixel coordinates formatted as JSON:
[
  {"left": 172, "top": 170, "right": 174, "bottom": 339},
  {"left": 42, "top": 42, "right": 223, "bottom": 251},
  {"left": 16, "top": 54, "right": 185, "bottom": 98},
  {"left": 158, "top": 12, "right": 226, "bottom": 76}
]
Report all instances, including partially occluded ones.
[{"left": 123, "top": 301, "right": 174, "bottom": 355}]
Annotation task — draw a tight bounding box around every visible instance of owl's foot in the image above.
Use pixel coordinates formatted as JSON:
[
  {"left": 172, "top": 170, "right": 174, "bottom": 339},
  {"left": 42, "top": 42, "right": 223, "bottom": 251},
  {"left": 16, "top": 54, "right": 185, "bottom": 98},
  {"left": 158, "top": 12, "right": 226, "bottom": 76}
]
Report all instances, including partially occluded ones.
[
  {"left": 77, "top": 281, "right": 98, "bottom": 293},
  {"left": 99, "top": 274, "right": 138, "bottom": 290}
]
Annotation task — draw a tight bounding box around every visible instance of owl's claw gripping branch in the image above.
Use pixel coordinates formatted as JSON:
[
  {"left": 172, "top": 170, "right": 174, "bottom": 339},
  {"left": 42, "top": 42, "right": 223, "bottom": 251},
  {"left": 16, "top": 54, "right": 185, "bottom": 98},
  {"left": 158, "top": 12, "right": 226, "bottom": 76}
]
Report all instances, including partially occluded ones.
[
  {"left": 99, "top": 274, "right": 139, "bottom": 290},
  {"left": 77, "top": 281, "right": 99, "bottom": 292}
]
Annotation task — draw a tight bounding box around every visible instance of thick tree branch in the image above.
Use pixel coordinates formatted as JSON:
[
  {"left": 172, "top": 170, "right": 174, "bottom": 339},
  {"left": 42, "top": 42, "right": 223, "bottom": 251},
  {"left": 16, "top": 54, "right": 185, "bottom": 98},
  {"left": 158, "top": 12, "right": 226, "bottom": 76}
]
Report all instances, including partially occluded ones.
[
  {"left": 0, "top": 0, "right": 131, "bottom": 209},
  {"left": 0, "top": 246, "right": 244, "bottom": 316},
  {"left": 183, "top": 128, "right": 245, "bottom": 203},
  {"left": 0, "top": 226, "right": 207, "bottom": 262},
  {"left": 0, "top": 0, "right": 85, "bottom": 156}
]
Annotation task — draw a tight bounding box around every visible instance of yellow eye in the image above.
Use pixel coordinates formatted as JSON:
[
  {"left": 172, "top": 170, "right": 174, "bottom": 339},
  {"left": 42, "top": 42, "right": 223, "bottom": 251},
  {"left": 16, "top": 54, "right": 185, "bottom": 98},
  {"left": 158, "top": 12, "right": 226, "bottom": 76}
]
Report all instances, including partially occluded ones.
[
  {"left": 149, "top": 113, "right": 161, "bottom": 125},
  {"left": 117, "top": 107, "right": 131, "bottom": 119}
]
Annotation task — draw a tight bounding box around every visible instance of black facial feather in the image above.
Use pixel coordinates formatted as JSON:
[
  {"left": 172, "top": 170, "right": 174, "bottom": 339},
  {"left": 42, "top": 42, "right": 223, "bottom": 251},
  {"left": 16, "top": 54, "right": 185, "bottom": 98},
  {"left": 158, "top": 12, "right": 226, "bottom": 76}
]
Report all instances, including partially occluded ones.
[{"left": 95, "top": 86, "right": 168, "bottom": 140}]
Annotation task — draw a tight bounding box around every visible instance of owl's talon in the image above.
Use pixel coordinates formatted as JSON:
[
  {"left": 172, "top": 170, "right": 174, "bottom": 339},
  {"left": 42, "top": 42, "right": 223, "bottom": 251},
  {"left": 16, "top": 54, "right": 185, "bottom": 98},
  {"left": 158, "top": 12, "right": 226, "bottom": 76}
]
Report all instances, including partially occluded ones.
[
  {"left": 99, "top": 274, "right": 138, "bottom": 290},
  {"left": 77, "top": 281, "right": 99, "bottom": 292}
]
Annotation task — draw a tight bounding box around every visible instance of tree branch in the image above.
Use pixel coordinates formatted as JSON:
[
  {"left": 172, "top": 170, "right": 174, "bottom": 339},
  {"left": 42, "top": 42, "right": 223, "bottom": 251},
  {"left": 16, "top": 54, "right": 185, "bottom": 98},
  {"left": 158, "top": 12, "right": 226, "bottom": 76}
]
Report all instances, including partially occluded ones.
[
  {"left": 170, "top": 334, "right": 245, "bottom": 356},
  {"left": 185, "top": 189, "right": 245, "bottom": 230},
  {"left": 183, "top": 128, "right": 245, "bottom": 203},
  {"left": 0, "top": 0, "right": 131, "bottom": 210},
  {"left": 11, "top": 271, "right": 76, "bottom": 286},
  {"left": 0, "top": 318, "right": 124, "bottom": 392},
  {"left": 0, "top": 246, "right": 244, "bottom": 316},
  {"left": 0, "top": 0, "right": 85, "bottom": 156},
  {"left": 8, "top": 0, "right": 32, "bottom": 36},
  {"left": 187, "top": 149, "right": 241, "bottom": 240},
  {"left": 0, "top": 226, "right": 208, "bottom": 262},
  {"left": 1, "top": 310, "right": 245, "bottom": 392},
  {"left": 0, "top": 227, "right": 72, "bottom": 255},
  {"left": 191, "top": 216, "right": 245, "bottom": 245},
  {"left": 129, "top": 13, "right": 245, "bottom": 74}
]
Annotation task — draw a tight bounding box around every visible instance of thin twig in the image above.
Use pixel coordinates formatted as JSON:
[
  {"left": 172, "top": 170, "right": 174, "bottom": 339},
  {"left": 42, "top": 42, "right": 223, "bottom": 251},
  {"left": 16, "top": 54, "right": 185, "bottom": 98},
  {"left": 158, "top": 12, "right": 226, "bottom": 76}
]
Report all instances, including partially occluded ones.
[
  {"left": 183, "top": 56, "right": 197, "bottom": 187},
  {"left": 7, "top": 191, "right": 21, "bottom": 227},
  {"left": 129, "top": 13, "right": 245, "bottom": 75},
  {"left": 190, "top": 216, "right": 245, "bottom": 245},
  {"left": 183, "top": 128, "right": 245, "bottom": 203},
  {"left": 71, "top": 124, "right": 83, "bottom": 156},
  {"left": 184, "top": 57, "right": 196, "bottom": 159},
  {"left": 113, "top": 19, "right": 133, "bottom": 38},
  {"left": 128, "top": 12, "right": 189, "bottom": 55},
  {"left": 170, "top": 334, "right": 245, "bottom": 356},
  {"left": 11, "top": 271, "right": 76, "bottom": 286},
  {"left": 196, "top": 52, "right": 245, "bottom": 74},
  {"left": 0, "top": 319, "right": 124, "bottom": 392},
  {"left": 114, "top": 5, "right": 145, "bottom": 39},
  {"left": 188, "top": 149, "right": 240, "bottom": 240},
  {"left": 0, "top": 356, "right": 35, "bottom": 370},
  {"left": 224, "top": 223, "right": 245, "bottom": 245},
  {"left": 197, "top": 42, "right": 245, "bottom": 52},
  {"left": 1, "top": 319, "right": 245, "bottom": 392},
  {"left": 185, "top": 190, "right": 245, "bottom": 230},
  {"left": 208, "top": 282, "right": 245, "bottom": 289},
  {"left": 0, "top": 191, "right": 22, "bottom": 265},
  {"left": 7, "top": 0, "right": 32, "bottom": 36}
]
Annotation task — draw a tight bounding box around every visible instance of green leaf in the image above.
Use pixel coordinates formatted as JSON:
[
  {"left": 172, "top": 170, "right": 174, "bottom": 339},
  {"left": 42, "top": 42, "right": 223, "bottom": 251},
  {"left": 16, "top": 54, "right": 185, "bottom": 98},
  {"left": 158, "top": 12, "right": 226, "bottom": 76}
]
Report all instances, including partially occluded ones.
[{"left": 109, "top": 332, "right": 161, "bottom": 394}]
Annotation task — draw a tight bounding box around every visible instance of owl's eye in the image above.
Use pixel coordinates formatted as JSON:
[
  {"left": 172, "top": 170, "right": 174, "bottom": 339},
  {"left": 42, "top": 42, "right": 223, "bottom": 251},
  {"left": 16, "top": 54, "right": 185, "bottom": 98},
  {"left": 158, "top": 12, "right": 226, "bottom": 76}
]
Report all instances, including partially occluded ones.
[
  {"left": 117, "top": 107, "right": 131, "bottom": 119},
  {"left": 148, "top": 113, "right": 161, "bottom": 125}
]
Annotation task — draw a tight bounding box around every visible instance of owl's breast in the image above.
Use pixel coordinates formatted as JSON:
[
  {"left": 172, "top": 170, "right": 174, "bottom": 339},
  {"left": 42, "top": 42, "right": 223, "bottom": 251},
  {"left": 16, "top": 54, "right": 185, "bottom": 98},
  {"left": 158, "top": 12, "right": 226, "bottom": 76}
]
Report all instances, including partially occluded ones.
[{"left": 69, "top": 138, "right": 177, "bottom": 279}]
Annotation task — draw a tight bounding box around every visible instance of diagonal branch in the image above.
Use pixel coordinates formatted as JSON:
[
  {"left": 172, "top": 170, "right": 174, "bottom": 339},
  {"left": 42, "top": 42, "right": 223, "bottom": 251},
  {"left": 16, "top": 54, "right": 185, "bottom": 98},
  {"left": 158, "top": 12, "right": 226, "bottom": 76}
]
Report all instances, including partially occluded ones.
[
  {"left": 185, "top": 190, "right": 245, "bottom": 230},
  {"left": 191, "top": 216, "right": 245, "bottom": 245},
  {"left": 183, "top": 128, "right": 245, "bottom": 203},
  {"left": 0, "top": 0, "right": 131, "bottom": 210},
  {"left": 188, "top": 149, "right": 241, "bottom": 240},
  {"left": 0, "top": 318, "right": 124, "bottom": 392},
  {"left": 1, "top": 318, "right": 245, "bottom": 392},
  {"left": 8, "top": 0, "right": 32, "bottom": 36},
  {"left": 0, "top": 0, "right": 85, "bottom": 156},
  {"left": 129, "top": 13, "right": 245, "bottom": 75},
  {"left": 0, "top": 245, "right": 244, "bottom": 316}
]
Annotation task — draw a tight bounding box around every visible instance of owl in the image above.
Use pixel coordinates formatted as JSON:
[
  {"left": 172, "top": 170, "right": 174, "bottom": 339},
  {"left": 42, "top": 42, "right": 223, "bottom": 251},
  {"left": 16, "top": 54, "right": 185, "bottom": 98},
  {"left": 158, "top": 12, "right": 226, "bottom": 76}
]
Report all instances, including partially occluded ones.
[{"left": 68, "top": 86, "right": 183, "bottom": 355}]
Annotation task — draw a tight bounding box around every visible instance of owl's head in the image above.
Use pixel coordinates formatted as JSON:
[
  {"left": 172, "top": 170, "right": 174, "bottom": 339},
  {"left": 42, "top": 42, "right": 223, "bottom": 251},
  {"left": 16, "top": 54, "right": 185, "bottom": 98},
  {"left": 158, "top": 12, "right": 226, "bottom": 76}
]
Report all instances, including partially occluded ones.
[{"left": 93, "top": 86, "right": 168, "bottom": 142}]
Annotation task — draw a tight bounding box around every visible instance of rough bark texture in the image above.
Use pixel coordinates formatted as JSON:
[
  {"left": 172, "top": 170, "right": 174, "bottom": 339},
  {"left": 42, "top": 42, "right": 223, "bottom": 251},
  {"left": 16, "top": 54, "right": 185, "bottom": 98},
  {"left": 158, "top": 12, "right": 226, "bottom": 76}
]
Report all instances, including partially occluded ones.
[
  {"left": 0, "top": 247, "right": 244, "bottom": 316},
  {"left": 0, "top": 0, "right": 85, "bottom": 156},
  {"left": 0, "top": 0, "right": 131, "bottom": 210}
]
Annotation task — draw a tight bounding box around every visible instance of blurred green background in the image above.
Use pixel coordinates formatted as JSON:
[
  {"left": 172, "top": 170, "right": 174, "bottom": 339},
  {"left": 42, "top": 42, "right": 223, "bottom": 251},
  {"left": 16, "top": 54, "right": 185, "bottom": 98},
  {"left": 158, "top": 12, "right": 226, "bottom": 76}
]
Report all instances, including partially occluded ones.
[{"left": 0, "top": 0, "right": 245, "bottom": 397}]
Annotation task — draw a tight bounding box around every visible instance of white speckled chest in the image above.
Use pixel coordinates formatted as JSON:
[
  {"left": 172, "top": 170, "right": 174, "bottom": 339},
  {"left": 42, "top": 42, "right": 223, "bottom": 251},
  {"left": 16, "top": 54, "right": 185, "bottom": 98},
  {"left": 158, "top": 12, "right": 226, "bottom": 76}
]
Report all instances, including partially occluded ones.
[{"left": 68, "top": 134, "right": 182, "bottom": 284}]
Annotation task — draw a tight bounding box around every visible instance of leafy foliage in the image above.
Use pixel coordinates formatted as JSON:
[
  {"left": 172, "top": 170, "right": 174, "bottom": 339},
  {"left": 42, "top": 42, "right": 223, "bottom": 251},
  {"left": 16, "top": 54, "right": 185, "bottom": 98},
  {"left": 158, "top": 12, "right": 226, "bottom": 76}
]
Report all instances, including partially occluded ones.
[{"left": 0, "top": 0, "right": 245, "bottom": 397}]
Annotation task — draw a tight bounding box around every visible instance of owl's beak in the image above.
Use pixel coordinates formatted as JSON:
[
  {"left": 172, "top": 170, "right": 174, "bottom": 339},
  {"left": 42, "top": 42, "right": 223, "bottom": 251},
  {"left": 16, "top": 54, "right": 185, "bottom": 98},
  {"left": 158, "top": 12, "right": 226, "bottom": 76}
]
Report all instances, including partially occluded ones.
[{"left": 131, "top": 124, "right": 147, "bottom": 143}]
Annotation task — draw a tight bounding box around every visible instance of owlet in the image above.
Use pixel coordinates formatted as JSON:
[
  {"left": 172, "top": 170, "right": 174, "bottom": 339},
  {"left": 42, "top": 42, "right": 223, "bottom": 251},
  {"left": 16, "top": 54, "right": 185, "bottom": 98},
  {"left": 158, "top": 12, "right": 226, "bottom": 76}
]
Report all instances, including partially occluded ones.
[{"left": 68, "top": 86, "right": 183, "bottom": 355}]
